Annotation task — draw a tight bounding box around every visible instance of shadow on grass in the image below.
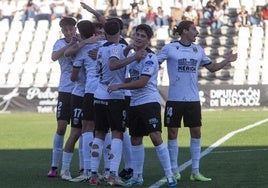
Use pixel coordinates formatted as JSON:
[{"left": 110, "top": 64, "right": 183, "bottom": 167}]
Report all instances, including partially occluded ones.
[{"left": 0, "top": 146, "right": 267, "bottom": 188}]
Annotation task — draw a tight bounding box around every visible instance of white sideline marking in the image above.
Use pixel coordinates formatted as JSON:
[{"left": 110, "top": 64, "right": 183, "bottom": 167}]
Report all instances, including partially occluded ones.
[
  {"left": 149, "top": 118, "right": 268, "bottom": 188},
  {"left": 210, "top": 148, "right": 268, "bottom": 154}
]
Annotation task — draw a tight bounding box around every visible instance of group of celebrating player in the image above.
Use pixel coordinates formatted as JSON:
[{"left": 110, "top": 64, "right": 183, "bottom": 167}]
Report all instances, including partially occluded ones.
[{"left": 46, "top": 2, "right": 237, "bottom": 187}]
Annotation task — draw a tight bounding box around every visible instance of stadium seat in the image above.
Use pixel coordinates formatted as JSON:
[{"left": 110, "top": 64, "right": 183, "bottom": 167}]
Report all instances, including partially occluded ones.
[
  {"left": 224, "top": 37, "right": 236, "bottom": 47},
  {"left": 9, "top": 20, "right": 23, "bottom": 33},
  {"left": 33, "top": 72, "right": 48, "bottom": 87},
  {"left": 247, "top": 69, "right": 260, "bottom": 85},
  {"left": 20, "top": 29, "right": 34, "bottom": 43},
  {"left": 0, "top": 31, "right": 7, "bottom": 44},
  {"left": 9, "top": 62, "right": 24, "bottom": 74},
  {"left": 0, "top": 19, "right": 10, "bottom": 34},
  {"left": 211, "top": 37, "right": 221, "bottom": 47},
  {"left": 3, "top": 40, "right": 17, "bottom": 54},
  {"left": 158, "top": 62, "right": 169, "bottom": 86},
  {"left": 31, "top": 40, "right": 44, "bottom": 54},
  {"left": 0, "top": 72, "right": 6, "bottom": 86},
  {"left": 27, "top": 51, "right": 41, "bottom": 64},
  {"left": 211, "top": 28, "right": 222, "bottom": 37},
  {"left": 6, "top": 72, "right": 20, "bottom": 87},
  {"left": 198, "top": 27, "right": 210, "bottom": 38},
  {"left": 36, "top": 62, "right": 51, "bottom": 74},
  {"left": 20, "top": 72, "right": 34, "bottom": 87},
  {"left": 23, "top": 62, "right": 38, "bottom": 74},
  {"left": 47, "top": 72, "right": 60, "bottom": 87},
  {"left": 156, "top": 26, "right": 169, "bottom": 40},
  {"left": 17, "top": 41, "right": 31, "bottom": 53},
  {"left": 23, "top": 20, "right": 35, "bottom": 32},
  {"left": 0, "top": 51, "right": 14, "bottom": 64},
  {"left": 50, "top": 62, "right": 61, "bottom": 74},
  {"left": 225, "top": 27, "right": 237, "bottom": 37},
  {"left": 13, "top": 51, "right": 28, "bottom": 64},
  {"left": 238, "top": 26, "right": 250, "bottom": 39},
  {"left": 36, "top": 20, "right": 49, "bottom": 33},
  {"left": 218, "top": 69, "right": 231, "bottom": 81},
  {"left": 204, "top": 36, "right": 213, "bottom": 46},
  {"left": 233, "top": 69, "right": 246, "bottom": 85},
  {"left": 204, "top": 70, "right": 216, "bottom": 81},
  {"left": 251, "top": 26, "right": 264, "bottom": 39},
  {"left": 197, "top": 37, "right": 207, "bottom": 47},
  {"left": 198, "top": 18, "right": 209, "bottom": 28},
  {"left": 0, "top": 62, "right": 10, "bottom": 74},
  {"left": 236, "top": 47, "right": 248, "bottom": 60},
  {"left": 261, "top": 68, "right": 268, "bottom": 84}
]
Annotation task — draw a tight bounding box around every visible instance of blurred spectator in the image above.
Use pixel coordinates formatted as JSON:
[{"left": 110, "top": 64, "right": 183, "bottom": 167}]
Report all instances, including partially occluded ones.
[
  {"left": 211, "top": 4, "right": 224, "bottom": 29},
  {"left": 250, "top": 5, "right": 263, "bottom": 27},
  {"left": 203, "top": 0, "right": 216, "bottom": 25},
  {"left": 51, "top": 0, "right": 67, "bottom": 19},
  {"left": 34, "top": 0, "right": 53, "bottom": 29},
  {"left": 262, "top": 4, "right": 268, "bottom": 27},
  {"left": 0, "top": 0, "right": 17, "bottom": 29},
  {"left": 186, "top": 0, "right": 204, "bottom": 21},
  {"left": 145, "top": 6, "right": 157, "bottom": 31},
  {"left": 169, "top": 1, "right": 183, "bottom": 35},
  {"left": 155, "top": 6, "right": 169, "bottom": 27},
  {"left": 182, "top": 5, "right": 198, "bottom": 26},
  {"left": 66, "top": 0, "right": 82, "bottom": 21},
  {"left": 234, "top": 5, "right": 249, "bottom": 31},
  {"left": 104, "top": 0, "right": 118, "bottom": 17},
  {"left": 126, "top": 2, "right": 141, "bottom": 36},
  {"left": 21, "top": 0, "right": 37, "bottom": 28}
]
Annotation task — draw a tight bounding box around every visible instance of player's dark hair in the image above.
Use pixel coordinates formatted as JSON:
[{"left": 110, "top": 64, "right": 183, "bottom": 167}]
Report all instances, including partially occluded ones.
[
  {"left": 106, "top": 17, "right": 123, "bottom": 30},
  {"left": 77, "top": 20, "right": 95, "bottom": 39},
  {"left": 59, "top": 16, "right": 76, "bottom": 27},
  {"left": 173, "top": 20, "right": 194, "bottom": 36},
  {"left": 104, "top": 20, "right": 120, "bottom": 35},
  {"left": 136, "top": 24, "right": 153, "bottom": 40},
  {"left": 93, "top": 22, "right": 103, "bottom": 29}
]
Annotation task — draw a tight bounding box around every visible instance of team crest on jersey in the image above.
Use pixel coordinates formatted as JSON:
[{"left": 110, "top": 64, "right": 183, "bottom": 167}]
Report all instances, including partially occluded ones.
[
  {"left": 193, "top": 47, "right": 198, "bottom": 53},
  {"left": 111, "top": 48, "right": 119, "bottom": 54}
]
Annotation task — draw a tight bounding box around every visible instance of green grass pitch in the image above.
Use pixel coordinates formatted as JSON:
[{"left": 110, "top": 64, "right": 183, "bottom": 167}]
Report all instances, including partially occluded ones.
[{"left": 0, "top": 110, "right": 267, "bottom": 188}]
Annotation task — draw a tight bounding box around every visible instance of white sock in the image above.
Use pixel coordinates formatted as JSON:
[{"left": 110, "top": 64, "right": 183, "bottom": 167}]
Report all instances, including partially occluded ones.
[
  {"left": 91, "top": 138, "right": 104, "bottom": 173},
  {"left": 122, "top": 131, "right": 132, "bottom": 169},
  {"left": 190, "top": 138, "right": 201, "bottom": 175},
  {"left": 131, "top": 144, "right": 144, "bottom": 179},
  {"left": 82, "top": 132, "right": 94, "bottom": 173},
  {"left": 168, "top": 139, "right": 179, "bottom": 173},
  {"left": 156, "top": 143, "right": 173, "bottom": 177},
  {"left": 78, "top": 136, "right": 84, "bottom": 171},
  {"left": 51, "top": 133, "right": 64, "bottom": 167},
  {"left": 103, "top": 132, "right": 111, "bottom": 170},
  {"left": 61, "top": 151, "right": 73, "bottom": 172},
  {"left": 109, "top": 138, "right": 123, "bottom": 176}
]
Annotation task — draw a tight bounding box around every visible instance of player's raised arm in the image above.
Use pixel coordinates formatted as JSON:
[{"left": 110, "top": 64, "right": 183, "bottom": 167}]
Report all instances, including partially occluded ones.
[{"left": 80, "top": 2, "right": 106, "bottom": 24}]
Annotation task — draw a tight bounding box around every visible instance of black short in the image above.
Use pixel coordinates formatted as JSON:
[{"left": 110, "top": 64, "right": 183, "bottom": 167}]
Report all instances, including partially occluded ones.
[
  {"left": 70, "top": 94, "right": 84, "bottom": 128},
  {"left": 56, "top": 92, "right": 72, "bottom": 123},
  {"left": 94, "top": 98, "right": 126, "bottom": 133},
  {"left": 82, "top": 93, "right": 95, "bottom": 121},
  {"left": 164, "top": 101, "right": 202, "bottom": 128},
  {"left": 129, "top": 102, "right": 162, "bottom": 137},
  {"left": 125, "top": 96, "right": 131, "bottom": 128}
]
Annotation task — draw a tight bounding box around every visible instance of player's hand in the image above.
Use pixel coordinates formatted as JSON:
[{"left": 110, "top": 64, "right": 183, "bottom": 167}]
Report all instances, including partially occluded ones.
[
  {"left": 134, "top": 49, "right": 147, "bottom": 61},
  {"left": 80, "top": 2, "right": 92, "bottom": 11},
  {"left": 226, "top": 50, "right": 238, "bottom": 63},
  {"left": 107, "top": 84, "right": 120, "bottom": 93},
  {"left": 88, "top": 48, "right": 98, "bottom": 60},
  {"left": 84, "top": 34, "right": 105, "bottom": 44}
]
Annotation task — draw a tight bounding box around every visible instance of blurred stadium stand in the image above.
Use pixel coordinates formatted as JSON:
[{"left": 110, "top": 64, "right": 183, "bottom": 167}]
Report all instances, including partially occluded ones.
[{"left": 0, "top": 1, "right": 267, "bottom": 88}]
